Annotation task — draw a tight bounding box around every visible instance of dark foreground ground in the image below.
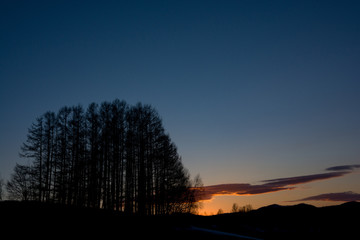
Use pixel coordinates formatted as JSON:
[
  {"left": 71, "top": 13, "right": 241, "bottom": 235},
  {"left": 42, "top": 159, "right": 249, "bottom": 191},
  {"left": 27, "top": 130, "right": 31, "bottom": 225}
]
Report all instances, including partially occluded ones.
[{"left": 1, "top": 201, "right": 359, "bottom": 239}]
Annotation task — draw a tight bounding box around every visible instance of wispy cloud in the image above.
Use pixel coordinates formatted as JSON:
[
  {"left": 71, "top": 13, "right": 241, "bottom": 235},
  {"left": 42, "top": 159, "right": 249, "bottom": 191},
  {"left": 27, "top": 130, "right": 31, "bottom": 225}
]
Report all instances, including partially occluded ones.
[
  {"left": 261, "top": 172, "right": 349, "bottom": 187},
  {"left": 289, "top": 191, "right": 360, "bottom": 202},
  {"left": 198, "top": 165, "right": 359, "bottom": 201},
  {"left": 325, "top": 164, "right": 360, "bottom": 172}
]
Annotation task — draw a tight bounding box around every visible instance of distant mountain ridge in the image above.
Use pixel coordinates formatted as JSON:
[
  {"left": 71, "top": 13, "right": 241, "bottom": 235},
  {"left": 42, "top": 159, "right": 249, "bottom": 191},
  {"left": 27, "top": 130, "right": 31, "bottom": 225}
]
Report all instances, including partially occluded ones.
[
  {"left": 211, "top": 201, "right": 360, "bottom": 239},
  {"left": 256, "top": 202, "right": 319, "bottom": 212}
]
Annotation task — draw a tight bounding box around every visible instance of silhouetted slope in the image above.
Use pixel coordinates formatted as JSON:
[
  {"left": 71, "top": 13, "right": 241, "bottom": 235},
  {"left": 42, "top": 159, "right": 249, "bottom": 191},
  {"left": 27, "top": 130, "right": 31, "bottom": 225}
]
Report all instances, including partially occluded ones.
[
  {"left": 1, "top": 201, "right": 359, "bottom": 239},
  {"left": 0, "top": 201, "right": 213, "bottom": 239}
]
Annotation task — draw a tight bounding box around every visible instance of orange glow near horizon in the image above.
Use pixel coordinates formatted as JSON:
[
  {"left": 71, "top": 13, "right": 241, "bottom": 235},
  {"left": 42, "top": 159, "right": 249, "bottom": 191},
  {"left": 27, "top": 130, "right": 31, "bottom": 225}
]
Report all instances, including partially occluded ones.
[
  {"left": 196, "top": 191, "right": 353, "bottom": 216},
  {"left": 196, "top": 168, "right": 360, "bottom": 215},
  {"left": 197, "top": 195, "right": 259, "bottom": 215}
]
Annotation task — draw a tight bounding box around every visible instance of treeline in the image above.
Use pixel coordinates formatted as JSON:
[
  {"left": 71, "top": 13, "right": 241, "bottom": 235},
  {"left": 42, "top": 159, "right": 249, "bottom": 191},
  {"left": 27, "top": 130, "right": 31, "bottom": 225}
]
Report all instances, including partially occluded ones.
[{"left": 7, "top": 99, "right": 201, "bottom": 215}]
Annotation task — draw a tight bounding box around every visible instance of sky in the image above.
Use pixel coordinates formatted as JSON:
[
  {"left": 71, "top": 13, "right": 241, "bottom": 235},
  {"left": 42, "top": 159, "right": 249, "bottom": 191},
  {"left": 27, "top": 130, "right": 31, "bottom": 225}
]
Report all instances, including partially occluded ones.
[{"left": 1, "top": 0, "right": 360, "bottom": 214}]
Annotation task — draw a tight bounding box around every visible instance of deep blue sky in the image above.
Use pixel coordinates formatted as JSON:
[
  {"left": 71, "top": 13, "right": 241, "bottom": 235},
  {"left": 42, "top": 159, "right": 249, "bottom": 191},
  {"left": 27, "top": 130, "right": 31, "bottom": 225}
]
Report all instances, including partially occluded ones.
[{"left": 1, "top": 0, "right": 360, "bottom": 209}]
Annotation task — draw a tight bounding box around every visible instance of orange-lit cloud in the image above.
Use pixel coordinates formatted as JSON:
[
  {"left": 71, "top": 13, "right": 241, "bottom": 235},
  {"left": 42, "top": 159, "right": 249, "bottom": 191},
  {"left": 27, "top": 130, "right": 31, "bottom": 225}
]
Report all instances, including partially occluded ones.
[
  {"left": 199, "top": 183, "right": 292, "bottom": 201},
  {"left": 289, "top": 191, "right": 360, "bottom": 202},
  {"left": 198, "top": 167, "right": 354, "bottom": 201}
]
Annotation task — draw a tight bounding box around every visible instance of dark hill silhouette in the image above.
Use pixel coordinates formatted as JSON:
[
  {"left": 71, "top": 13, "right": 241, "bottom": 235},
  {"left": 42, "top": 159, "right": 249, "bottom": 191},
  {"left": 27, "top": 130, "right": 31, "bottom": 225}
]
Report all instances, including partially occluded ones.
[
  {"left": 1, "top": 201, "right": 359, "bottom": 239},
  {"left": 258, "top": 203, "right": 282, "bottom": 210},
  {"left": 257, "top": 202, "right": 316, "bottom": 212},
  {"left": 214, "top": 202, "right": 360, "bottom": 239}
]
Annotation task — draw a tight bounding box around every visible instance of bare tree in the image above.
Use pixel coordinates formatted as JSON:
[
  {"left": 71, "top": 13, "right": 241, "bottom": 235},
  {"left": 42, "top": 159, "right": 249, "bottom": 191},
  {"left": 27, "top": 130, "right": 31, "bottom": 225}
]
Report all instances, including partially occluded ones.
[
  {"left": 42, "top": 111, "right": 56, "bottom": 202},
  {"left": 6, "top": 164, "right": 33, "bottom": 200},
  {"left": 20, "top": 117, "right": 44, "bottom": 201},
  {"left": 241, "top": 204, "right": 253, "bottom": 213},
  {"left": 0, "top": 175, "right": 4, "bottom": 200},
  {"left": 231, "top": 203, "right": 253, "bottom": 213},
  {"left": 231, "top": 203, "right": 240, "bottom": 213},
  {"left": 85, "top": 103, "right": 100, "bottom": 208},
  {"left": 56, "top": 106, "right": 72, "bottom": 204}
]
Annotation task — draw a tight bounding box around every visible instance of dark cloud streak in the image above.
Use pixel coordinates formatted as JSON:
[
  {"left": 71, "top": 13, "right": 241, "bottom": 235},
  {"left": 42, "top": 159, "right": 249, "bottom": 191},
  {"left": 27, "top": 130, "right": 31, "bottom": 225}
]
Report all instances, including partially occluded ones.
[
  {"left": 199, "top": 169, "right": 354, "bottom": 201},
  {"left": 261, "top": 172, "right": 349, "bottom": 187},
  {"left": 326, "top": 164, "right": 360, "bottom": 172},
  {"left": 290, "top": 191, "right": 360, "bottom": 202}
]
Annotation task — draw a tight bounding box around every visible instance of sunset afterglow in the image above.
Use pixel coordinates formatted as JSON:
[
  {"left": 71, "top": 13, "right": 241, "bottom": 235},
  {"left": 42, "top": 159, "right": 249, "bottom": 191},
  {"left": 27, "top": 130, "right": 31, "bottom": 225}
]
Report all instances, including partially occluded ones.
[
  {"left": 199, "top": 166, "right": 360, "bottom": 215},
  {"left": 1, "top": 1, "right": 360, "bottom": 216}
]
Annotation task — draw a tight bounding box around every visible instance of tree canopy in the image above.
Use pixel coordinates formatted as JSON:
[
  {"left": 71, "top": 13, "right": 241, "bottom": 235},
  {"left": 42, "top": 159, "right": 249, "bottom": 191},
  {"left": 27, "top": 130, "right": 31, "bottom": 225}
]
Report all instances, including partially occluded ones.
[{"left": 7, "top": 99, "right": 200, "bottom": 215}]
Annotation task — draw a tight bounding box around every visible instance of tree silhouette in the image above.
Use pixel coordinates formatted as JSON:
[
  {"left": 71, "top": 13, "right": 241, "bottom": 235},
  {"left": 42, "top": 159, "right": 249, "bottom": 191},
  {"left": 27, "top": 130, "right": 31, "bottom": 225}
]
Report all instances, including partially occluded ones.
[
  {"left": 231, "top": 203, "right": 240, "bottom": 213},
  {"left": 6, "top": 164, "right": 33, "bottom": 200},
  {"left": 9, "top": 99, "right": 200, "bottom": 215},
  {"left": 230, "top": 203, "right": 253, "bottom": 213},
  {"left": 217, "top": 208, "right": 224, "bottom": 215},
  {"left": 0, "top": 175, "right": 4, "bottom": 200},
  {"left": 20, "top": 116, "right": 44, "bottom": 201}
]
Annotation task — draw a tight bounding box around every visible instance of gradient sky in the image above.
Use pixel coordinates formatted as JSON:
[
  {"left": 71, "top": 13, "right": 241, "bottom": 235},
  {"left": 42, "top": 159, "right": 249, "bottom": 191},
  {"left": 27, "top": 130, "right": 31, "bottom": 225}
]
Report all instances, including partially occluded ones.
[{"left": 1, "top": 0, "right": 360, "bottom": 214}]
